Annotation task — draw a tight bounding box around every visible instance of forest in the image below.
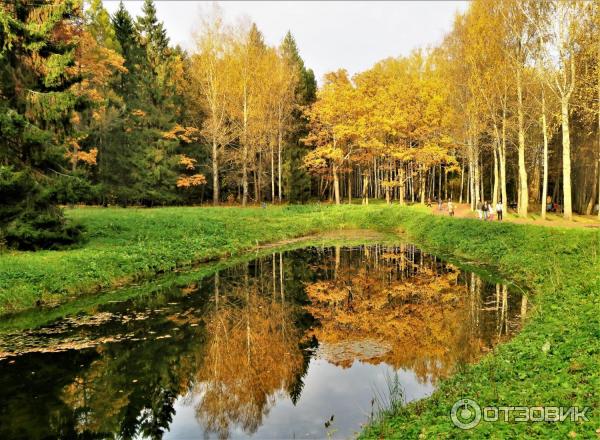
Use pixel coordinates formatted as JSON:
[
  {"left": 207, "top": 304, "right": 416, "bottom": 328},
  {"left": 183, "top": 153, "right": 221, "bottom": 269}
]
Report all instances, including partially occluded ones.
[{"left": 1, "top": 0, "right": 599, "bottom": 250}]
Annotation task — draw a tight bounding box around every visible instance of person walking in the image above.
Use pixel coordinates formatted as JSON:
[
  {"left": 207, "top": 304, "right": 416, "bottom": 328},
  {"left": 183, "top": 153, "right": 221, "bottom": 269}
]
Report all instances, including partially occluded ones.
[
  {"left": 476, "top": 200, "right": 483, "bottom": 220},
  {"left": 448, "top": 200, "right": 455, "bottom": 216},
  {"left": 483, "top": 201, "right": 489, "bottom": 221},
  {"left": 496, "top": 201, "right": 503, "bottom": 221}
]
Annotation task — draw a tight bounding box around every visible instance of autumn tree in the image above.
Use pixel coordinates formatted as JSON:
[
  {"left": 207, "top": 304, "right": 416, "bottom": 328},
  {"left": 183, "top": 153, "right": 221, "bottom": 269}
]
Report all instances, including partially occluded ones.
[
  {"left": 497, "top": 0, "right": 540, "bottom": 217},
  {"left": 304, "top": 70, "right": 357, "bottom": 205},
  {"left": 189, "top": 5, "right": 235, "bottom": 205},
  {"left": 522, "top": 0, "right": 584, "bottom": 220}
]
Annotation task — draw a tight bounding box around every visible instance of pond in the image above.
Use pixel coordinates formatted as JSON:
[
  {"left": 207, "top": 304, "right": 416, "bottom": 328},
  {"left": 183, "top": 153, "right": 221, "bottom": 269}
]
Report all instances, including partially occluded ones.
[{"left": 0, "top": 243, "right": 526, "bottom": 439}]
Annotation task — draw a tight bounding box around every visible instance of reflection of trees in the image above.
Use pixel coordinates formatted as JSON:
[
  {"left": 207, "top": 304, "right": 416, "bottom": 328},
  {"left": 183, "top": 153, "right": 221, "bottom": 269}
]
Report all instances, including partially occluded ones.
[
  {"left": 304, "top": 245, "right": 520, "bottom": 383},
  {"left": 0, "top": 245, "right": 524, "bottom": 439},
  {"left": 59, "top": 326, "right": 202, "bottom": 438},
  {"left": 193, "top": 260, "right": 304, "bottom": 439}
]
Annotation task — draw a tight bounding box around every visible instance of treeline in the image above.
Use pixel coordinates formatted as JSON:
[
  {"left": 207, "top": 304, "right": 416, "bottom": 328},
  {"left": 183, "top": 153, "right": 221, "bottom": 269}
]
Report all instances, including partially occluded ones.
[
  {"left": 2, "top": 0, "right": 598, "bottom": 249},
  {"left": 0, "top": 0, "right": 315, "bottom": 249},
  {"left": 303, "top": 0, "right": 599, "bottom": 220}
]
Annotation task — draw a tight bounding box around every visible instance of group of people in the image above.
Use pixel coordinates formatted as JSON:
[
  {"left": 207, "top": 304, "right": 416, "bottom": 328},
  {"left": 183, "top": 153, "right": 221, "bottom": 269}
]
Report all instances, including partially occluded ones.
[
  {"left": 428, "top": 197, "right": 504, "bottom": 221},
  {"left": 476, "top": 200, "right": 503, "bottom": 221},
  {"left": 430, "top": 198, "right": 456, "bottom": 216}
]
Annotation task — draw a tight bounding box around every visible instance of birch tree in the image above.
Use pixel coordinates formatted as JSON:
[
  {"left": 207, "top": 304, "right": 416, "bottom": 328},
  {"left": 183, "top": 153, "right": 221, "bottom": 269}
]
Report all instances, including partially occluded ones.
[{"left": 189, "top": 5, "right": 235, "bottom": 205}]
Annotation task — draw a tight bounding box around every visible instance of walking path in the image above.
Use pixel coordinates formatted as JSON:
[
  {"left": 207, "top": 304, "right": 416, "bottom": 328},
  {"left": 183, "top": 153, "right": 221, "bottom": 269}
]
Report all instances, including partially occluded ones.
[{"left": 432, "top": 203, "right": 600, "bottom": 229}]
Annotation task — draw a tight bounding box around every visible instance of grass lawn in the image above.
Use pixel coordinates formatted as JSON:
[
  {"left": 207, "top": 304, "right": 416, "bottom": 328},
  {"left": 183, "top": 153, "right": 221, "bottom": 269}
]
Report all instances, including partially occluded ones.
[{"left": 0, "top": 204, "right": 598, "bottom": 438}]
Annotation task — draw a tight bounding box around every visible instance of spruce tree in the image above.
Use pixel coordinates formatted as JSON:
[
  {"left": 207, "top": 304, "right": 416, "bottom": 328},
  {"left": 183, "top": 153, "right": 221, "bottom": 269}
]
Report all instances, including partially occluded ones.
[
  {"left": 280, "top": 32, "right": 317, "bottom": 202},
  {"left": 85, "top": 0, "right": 121, "bottom": 53},
  {"left": 100, "top": 0, "right": 187, "bottom": 206},
  {"left": 0, "top": 0, "right": 84, "bottom": 249}
]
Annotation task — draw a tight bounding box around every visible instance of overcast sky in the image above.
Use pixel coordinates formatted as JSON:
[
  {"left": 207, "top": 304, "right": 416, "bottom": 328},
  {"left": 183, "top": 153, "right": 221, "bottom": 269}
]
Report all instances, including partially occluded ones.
[{"left": 103, "top": 1, "right": 469, "bottom": 82}]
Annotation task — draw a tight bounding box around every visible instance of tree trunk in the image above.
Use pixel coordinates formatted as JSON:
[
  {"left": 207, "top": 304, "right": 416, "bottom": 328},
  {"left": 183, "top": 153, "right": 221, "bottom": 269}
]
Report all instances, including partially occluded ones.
[
  {"left": 253, "top": 167, "right": 259, "bottom": 202},
  {"left": 469, "top": 157, "right": 475, "bottom": 210},
  {"left": 373, "top": 158, "right": 379, "bottom": 199},
  {"left": 212, "top": 138, "right": 219, "bottom": 205},
  {"left": 242, "top": 85, "right": 249, "bottom": 207},
  {"left": 270, "top": 136, "right": 275, "bottom": 202},
  {"left": 541, "top": 89, "right": 549, "bottom": 219},
  {"left": 257, "top": 150, "right": 262, "bottom": 202},
  {"left": 561, "top": 97, "right": 573, "bottom": 220},
  {"left": 420, "top": 168, "right": 425, "bottom": 204},
  {"left": 444, "top": 164, "right": 448, "bottom": 201},
  {"left": 242, "top": 147, "right": 248, "bottom": 206},
  {"left": 459, "top": 160, "right": 464, "bottom": 204},
  {"left": 479, "top": 158, "right": 484, "bottom": 202},
  {"left": 431, "top": 165, "right": 436, "bottom": 201},
  {"left": 333, "top": 164, "right": 340, "bottom": 205},
  {"left": 492, "top": 146, "right": 499, "bottom": 208},
  {"left": 278, "top": 117, "right": 283, "bottom": 203},
  {"left": 517, "top": 68, "right": 529, "bottom": 217},
  {"left": 474, "top": 154, "right": 480, "bottom": 207},
  {"left": 585, "top": 159, "right": 598, "bottom": 215},
  {"left": 438, "top": 163, "right": 442, "bottom": 201},
  {"left": 347, "top": 170, "right": 352, "bottom": 204},
  {"left": 500, "top": 109, "right": 508, "bottom": 206},
  {"left": 385, "top": 165, "right": 391, "bottom": 205},
  {"left": 399, "top": 164, "right": 405, "bottom": 205}
]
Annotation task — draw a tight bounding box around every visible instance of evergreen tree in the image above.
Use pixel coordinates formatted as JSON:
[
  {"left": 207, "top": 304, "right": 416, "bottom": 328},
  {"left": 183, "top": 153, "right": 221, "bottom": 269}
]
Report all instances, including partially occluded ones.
[
  {"left": 280, "top": 32, "right": 317, "bottom": 202},
  {"left": 0, "top": 0, "right": 84, "bottom": 249},
  {"left": 85, "top": 0, "right": 121, "bottom": 53},
  {"left": 98, "top": 0, "right": 191, "bottom": 206},
  {"left": 137, "top": 0, "right": 169, "bottom": 57}
]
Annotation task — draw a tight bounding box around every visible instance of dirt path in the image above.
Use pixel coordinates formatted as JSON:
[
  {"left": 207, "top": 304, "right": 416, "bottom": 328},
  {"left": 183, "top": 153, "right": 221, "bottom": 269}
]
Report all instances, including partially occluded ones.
[{"left": 432, "top": 203, "right": 600, "bottom": 229}]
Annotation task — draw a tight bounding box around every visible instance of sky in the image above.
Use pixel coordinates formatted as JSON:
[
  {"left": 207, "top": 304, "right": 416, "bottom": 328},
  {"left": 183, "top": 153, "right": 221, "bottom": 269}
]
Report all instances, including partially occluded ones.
[{"left": 103, "top": 1, "right": 469, "bottom": 83}]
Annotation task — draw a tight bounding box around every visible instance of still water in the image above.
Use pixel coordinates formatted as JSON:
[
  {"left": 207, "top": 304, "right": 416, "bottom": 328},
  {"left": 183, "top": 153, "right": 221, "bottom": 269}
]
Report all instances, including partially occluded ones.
[{"left": 0, "top": 244, "right": 526, "bottom": 439}]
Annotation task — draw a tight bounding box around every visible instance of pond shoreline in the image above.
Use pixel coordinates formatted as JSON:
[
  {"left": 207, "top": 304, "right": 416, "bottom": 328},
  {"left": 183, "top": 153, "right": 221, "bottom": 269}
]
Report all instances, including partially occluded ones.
[
  {"left": 1, "top": 205, "right": 598, "bottom": 438},
  {"left": 0, "top": 205, "right": 399, "bottom": 317}
]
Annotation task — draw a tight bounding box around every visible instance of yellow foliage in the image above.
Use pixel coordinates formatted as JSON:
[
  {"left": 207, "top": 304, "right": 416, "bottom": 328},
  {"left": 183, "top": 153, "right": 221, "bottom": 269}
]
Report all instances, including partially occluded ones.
[
  {"left": 178, "top": 154, "right": 197, "bottom": 170},
  {"left": 176, "top": 174, "right": 207, "bottom": 188}
]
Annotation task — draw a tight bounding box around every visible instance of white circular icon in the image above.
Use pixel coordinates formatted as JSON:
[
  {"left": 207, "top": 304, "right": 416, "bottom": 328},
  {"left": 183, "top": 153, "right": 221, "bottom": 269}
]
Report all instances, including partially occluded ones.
[{"left": 451, "top": 398, "right": 481, "bottom": 429}]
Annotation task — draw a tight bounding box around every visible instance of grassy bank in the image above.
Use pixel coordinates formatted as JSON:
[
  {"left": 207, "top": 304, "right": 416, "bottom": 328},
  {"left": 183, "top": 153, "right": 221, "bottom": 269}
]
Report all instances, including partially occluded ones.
[
  {"left": 0, "top": 204, "right": 407, "bottom": 315},
  {"left": 0, "top": 228, "right": 398, "bottom": 334},
  {"left": 1, "top": 204, "right": 598, "bottom": 438}
]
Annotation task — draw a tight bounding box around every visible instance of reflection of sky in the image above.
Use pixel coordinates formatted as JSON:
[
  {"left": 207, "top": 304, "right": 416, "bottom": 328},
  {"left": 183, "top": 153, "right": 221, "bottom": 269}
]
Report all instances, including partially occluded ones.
[{"left": 164, "top": 358, "right": 434, "bottom": 440}]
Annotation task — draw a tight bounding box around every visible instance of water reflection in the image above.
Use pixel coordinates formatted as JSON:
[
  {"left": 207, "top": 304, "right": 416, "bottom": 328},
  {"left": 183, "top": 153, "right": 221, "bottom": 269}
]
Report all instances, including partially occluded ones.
[{"left": 0, "top": 244, "right": 525, "bottom": 439}]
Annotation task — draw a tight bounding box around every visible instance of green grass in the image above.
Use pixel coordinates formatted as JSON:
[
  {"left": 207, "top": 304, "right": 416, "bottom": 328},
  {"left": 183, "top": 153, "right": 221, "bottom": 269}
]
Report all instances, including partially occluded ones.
[
  {"left": 0, "top": 204, "right": 598, "bottom": 438},
  {"left": 0, "top": 228, "right": 400, "bottom": 334},
  {"left": 0, "top": 204, "right": 413, "bottom": 316}
]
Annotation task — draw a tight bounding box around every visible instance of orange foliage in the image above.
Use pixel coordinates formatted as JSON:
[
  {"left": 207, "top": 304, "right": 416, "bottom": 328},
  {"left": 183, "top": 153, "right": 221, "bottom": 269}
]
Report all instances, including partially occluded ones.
[
  {"left": 179, "top": 154, "right": 197, "bottom": 170},
  {"left": 176, "top": 174, "right": 207, "bottom": 188},
  {"left": 64, "top": 136, "right": 97, "bottom": 166},
  {"left": 163, "top": 124, "right": 200, "bottom": 143}
]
